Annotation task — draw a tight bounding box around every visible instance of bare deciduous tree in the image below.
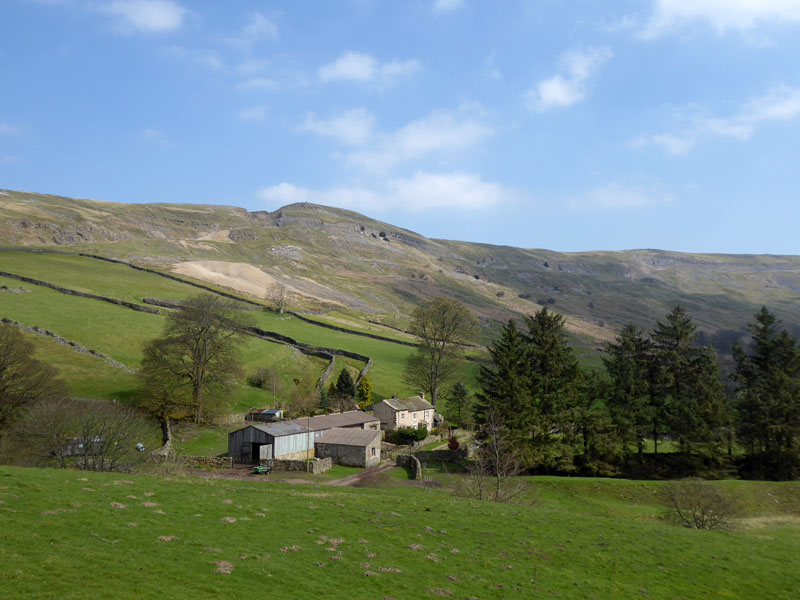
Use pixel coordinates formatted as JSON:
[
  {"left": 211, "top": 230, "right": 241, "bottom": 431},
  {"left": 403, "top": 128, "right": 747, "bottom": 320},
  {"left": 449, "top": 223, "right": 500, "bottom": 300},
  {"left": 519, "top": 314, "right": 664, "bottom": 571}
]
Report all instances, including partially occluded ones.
[
  {"left": 661, "top": 480, "right": 740, "bottom": 530},
  {"left": 0, "top": 323, "right": 68, "bottom": 431},
  {"left": 268, "top": 283, "right": 288, "bottom": 314},
  {"left": 404, "top": 297, "right": 476, "bottom": 408},
  {"left": 454, "top": 408, "right": 527, "bottom": 503},
  {"left": 12, "top": 398, "right": 151, "bottom": 471}
]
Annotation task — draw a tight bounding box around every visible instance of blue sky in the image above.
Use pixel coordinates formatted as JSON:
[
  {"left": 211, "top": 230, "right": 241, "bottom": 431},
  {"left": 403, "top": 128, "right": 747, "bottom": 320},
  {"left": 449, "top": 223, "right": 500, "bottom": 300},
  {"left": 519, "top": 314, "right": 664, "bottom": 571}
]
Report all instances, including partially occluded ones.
[{"left": 2, "top": 1, "right": 800, "bottom": 254}]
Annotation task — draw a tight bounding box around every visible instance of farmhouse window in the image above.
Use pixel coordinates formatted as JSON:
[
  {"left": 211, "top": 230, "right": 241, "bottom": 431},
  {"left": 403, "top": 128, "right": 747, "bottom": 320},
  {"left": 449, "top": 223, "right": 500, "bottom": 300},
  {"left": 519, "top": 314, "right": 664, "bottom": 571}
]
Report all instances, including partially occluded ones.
[{"left": 371, "top": 447, "right": 376, "bottom": 456}]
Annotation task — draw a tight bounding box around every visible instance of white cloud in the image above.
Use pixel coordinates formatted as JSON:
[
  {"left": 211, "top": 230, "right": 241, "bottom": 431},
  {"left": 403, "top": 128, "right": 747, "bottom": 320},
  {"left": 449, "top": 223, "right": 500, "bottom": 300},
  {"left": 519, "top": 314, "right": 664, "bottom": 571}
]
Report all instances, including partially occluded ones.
[
  {"left": 586, "top": 182, "right": 673, "bottom": 209},
  {"left": 634, "top": 85, "right": 800, "bottom": 154},
  {"left": 318, "top": 51, "right": 419, "bottom": 88},
  {"left": 299, "top": 109, "right": 375, "bottom": 146},
  {"left": 433, "top": 0, "right": 464, "bottom": 13},
  {"left": 101, "top": 0, "right": 187, "bottom": 34},
  {"left": 238, "top": 106, "right": 268, "bottom": 121},
  {"left": 345, "top": 109, "right": 494, "bottom": 171},
  {"left": 642, "top": 0, "right": 800, "bottom": 38},
  {"left": 526, "top": 46, "right": 612, "bottom": 112},
  {"left": 228, "top": 12, "right": 278, "bottom": 47},
  {"left": 257, "top": 171, "right": 511, "bottom": 213}
]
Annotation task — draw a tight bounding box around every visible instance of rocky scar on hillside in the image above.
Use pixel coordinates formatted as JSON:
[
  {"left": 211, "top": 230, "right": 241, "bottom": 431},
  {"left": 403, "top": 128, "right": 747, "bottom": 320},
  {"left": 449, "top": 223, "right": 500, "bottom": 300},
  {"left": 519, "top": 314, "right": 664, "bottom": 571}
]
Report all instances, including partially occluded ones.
[{"left": 1, "top": 188, "right": 799, "bottom": 355}]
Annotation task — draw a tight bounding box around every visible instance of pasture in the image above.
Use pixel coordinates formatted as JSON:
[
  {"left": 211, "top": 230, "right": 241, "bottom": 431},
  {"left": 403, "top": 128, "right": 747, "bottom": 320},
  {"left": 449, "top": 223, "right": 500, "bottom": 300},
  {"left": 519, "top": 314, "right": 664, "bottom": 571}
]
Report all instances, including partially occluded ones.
[{"left": 0, "top": 466, "right": 798, "bottom": 599}]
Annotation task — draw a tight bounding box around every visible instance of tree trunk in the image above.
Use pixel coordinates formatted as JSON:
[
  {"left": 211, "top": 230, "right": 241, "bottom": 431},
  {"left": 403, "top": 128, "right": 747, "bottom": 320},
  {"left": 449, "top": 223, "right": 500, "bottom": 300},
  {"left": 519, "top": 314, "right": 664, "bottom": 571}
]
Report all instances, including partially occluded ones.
[{"left": 160, "top": 417, "right": 172, "bottom": 447}]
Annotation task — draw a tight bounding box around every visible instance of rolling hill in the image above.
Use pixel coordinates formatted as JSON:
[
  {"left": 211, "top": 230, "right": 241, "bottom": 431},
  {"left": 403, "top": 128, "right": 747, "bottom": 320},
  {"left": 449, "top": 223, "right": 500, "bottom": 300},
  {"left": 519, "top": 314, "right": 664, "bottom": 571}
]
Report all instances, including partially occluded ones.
[{"left": 2, "top": 188, "right": 799, "bottom": 357}]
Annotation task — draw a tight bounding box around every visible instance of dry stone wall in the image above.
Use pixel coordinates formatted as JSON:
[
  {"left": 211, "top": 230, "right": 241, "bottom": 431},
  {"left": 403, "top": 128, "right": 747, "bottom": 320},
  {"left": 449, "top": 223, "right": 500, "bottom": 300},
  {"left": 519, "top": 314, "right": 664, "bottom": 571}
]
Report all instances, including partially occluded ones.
[
  {"left": 0, "top": 317, "right": 134, "bottom": 373},
  {"left": 266, "top": 457, "right": 333, "bottom": 474},
  {"left": 0, "top": 270, "right": 159, "bottom": 314}
]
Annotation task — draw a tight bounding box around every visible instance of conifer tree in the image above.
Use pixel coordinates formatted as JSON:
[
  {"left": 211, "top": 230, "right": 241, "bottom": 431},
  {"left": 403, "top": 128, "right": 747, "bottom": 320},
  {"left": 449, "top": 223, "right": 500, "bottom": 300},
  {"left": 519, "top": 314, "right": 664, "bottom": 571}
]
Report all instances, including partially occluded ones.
[
  {"left": 650, "top": 306, "right": 727, "bottom": 456},
  {"left": 446, "top": 381, "right": 471, "bottom": 428},
  {"left": 522, "top": 307, "right": 581, "bottom": 467},
  {"left": 733, "top": 307, "right": 800, "bottom": 478},
  {"left": 603, "top": 323, "right": 652, "bottom": 457},
  {"left": 474, "top": 319, "right": 529, "bottom": 431},
  {"left": 334, "top": 367, "right": 356, "bottom": 399}
]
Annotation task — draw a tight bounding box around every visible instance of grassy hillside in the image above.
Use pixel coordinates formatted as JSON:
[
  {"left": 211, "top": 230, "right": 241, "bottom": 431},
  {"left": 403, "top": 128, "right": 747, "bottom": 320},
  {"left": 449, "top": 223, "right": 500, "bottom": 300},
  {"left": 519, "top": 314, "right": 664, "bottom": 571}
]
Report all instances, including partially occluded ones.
[
  {"left": 2, "top": 189, "right": 799, "bottom": 356},
  {"left": 0, "top": 466, "right": 798, "bottom": 599},
  {"left": 0, "top": 249, "right": 478, "bottom": 410}
]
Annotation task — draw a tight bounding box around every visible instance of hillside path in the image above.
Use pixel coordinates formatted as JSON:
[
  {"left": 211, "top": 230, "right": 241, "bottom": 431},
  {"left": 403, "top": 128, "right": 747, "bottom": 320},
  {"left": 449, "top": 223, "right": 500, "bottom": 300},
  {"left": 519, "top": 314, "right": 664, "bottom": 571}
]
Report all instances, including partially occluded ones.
[{"left": 324, "top": 461, "right": 395, "bottom": 487}]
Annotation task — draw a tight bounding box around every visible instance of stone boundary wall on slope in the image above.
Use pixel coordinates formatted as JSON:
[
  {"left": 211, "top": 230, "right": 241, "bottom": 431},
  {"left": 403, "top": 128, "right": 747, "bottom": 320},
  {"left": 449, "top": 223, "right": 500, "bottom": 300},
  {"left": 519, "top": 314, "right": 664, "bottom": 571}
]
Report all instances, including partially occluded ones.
[
  {"left": 316, "top": 356, "right": 337, "bottom": 392},
  {"left": 288, "top": 311, "right": 419, "bottom": 348},
  {"left": 396, "top": 454, "right": 422, "bottom": 480},
  {"left": 141, "top": 297, "right": 184, "bottom": 309},
  {"left": 0, "top": 317, "right": 135, "bottom": 373},
  {"left": 0, "top": 270, "right": 160, "bottom": 314}
]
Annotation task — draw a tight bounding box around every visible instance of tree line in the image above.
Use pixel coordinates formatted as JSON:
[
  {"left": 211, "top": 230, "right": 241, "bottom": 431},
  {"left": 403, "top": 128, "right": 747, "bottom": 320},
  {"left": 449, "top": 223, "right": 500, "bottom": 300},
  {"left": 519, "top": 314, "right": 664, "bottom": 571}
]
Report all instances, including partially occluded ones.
[{"left": 472, "top": 305, "right": 800, "bottom": 480}]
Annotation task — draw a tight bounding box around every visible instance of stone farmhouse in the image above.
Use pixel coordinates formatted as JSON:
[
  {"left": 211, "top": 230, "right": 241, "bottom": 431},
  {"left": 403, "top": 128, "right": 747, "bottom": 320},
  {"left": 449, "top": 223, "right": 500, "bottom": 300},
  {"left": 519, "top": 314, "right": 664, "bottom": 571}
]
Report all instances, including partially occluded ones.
[{"left": 372, "top": 394, "right": 435, "bottom": 432}]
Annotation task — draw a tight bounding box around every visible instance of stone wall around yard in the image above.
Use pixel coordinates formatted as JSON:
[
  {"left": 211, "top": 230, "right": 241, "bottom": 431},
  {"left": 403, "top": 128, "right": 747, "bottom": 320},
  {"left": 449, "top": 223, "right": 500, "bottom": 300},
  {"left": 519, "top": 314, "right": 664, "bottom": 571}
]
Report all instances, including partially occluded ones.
[{"left": 265, "top": 457, "right": 333, "bottom": 474}]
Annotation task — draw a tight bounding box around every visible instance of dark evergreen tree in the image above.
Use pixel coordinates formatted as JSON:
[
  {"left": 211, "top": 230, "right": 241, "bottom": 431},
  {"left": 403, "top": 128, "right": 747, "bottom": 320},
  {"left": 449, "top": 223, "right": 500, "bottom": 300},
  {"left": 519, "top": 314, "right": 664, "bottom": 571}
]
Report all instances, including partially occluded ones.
[
  {"left": 522, "top": 307, "right": 581, "bottom": 468},
  {"left": 572, "top": 372, "right": 623, "bottom": 474},
  {"left": 474, "top": 319, "right": 529, "bottom": 431},
  {"left": 334, "top": 367, "right": 356, "bottom": 399},
  {"left": 446, "top": 381, "right": 471, "bottom": 428},
  {"left": 733, "top": 307, "right": 800, "bottom": 478},
  {"left": 603, "top": 323, "right": 652, "bottom": 458},
  {"left": 650, "top": 306, "right": 727, "bottom": 456}
]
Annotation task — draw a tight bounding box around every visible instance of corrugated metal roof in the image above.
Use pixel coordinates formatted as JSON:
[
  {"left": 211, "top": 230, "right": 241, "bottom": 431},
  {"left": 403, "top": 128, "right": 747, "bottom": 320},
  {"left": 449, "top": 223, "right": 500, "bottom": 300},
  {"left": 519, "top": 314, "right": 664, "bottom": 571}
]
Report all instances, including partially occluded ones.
[
  {"left": 250, "top": 422, "right": 309, "bottom": 437},
  {"left": 316, "top": 427, "right": 381, "bottom": 447},
  {"left": 285, "top": 410, "right": 379, "bottom": 432}
]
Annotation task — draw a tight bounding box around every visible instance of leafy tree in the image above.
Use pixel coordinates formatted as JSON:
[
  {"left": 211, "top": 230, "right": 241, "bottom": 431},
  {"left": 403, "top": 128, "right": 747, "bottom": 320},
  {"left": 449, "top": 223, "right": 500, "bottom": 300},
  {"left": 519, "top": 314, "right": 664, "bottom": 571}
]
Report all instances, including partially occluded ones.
[
  {"left": 446, "top": 381, "right": 471, "bottom": 428},
  {"left": 356, "top": 374, "right": 373, "bottom": 408},
  {"left": 404, "top": 297, "right": 476, "bottom": 407},
  {"left": 139, "top": 294, "right": 245, "bottom": 425},
  {"left": 0, "top": 323, "right": 67, "bottom": 432},
  {"left": 733, "top": 307, "right": 800, "bottom": 478},
  {"left": 138, "top": 337, "right": 191, "bottom": 447},
  {"left": 603, "top": 324, "right": 653, "bottom": 457}
]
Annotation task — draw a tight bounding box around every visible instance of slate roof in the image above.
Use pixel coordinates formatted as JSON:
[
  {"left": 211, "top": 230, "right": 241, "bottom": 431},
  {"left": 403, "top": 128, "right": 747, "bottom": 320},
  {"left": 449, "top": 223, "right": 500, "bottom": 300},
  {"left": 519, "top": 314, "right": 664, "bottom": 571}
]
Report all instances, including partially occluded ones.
[
  {"left": 284, "top": 410, "right": 379, "bottom": 432},
  {"left": 379, "top": 395, "right": 434, "bottom": 412},
  {"left": 316, "top": 427, "right": 381, "bottom": 447}
]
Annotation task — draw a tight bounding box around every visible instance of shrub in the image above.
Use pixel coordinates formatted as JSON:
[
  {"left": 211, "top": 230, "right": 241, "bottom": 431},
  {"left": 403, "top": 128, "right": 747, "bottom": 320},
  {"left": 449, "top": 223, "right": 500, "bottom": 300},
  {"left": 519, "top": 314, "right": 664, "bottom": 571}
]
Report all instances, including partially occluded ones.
[
  {"left": 447, "top": 437, "right": 460, "bottom": 451},
  {"left": 660, "top": 480, "right": 740, "bottom": 530},
  {"left": 396, "top": 427, "right": 428, "bottom": 443}
]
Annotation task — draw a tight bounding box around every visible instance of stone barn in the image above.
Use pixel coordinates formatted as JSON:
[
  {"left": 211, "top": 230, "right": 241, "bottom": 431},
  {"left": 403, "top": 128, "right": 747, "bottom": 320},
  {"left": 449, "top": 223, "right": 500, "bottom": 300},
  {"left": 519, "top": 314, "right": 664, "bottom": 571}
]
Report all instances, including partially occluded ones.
[
  {"left": 227, "top": 422, "right": 317, "bottom": 463},
  {"left": 314, "top": 428, "right": 382, "bottom": 467}
]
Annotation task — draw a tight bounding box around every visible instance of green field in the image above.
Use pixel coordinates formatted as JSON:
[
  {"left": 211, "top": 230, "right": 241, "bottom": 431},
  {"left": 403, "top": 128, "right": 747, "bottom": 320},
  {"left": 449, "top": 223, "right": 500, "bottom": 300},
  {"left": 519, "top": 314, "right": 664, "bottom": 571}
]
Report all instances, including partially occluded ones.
[
  {"left": 1, "top": 466, "right": 798, "bottom": 599},
  {"left": 0, "top": 250, "right": 479, "bottom": 413}
]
